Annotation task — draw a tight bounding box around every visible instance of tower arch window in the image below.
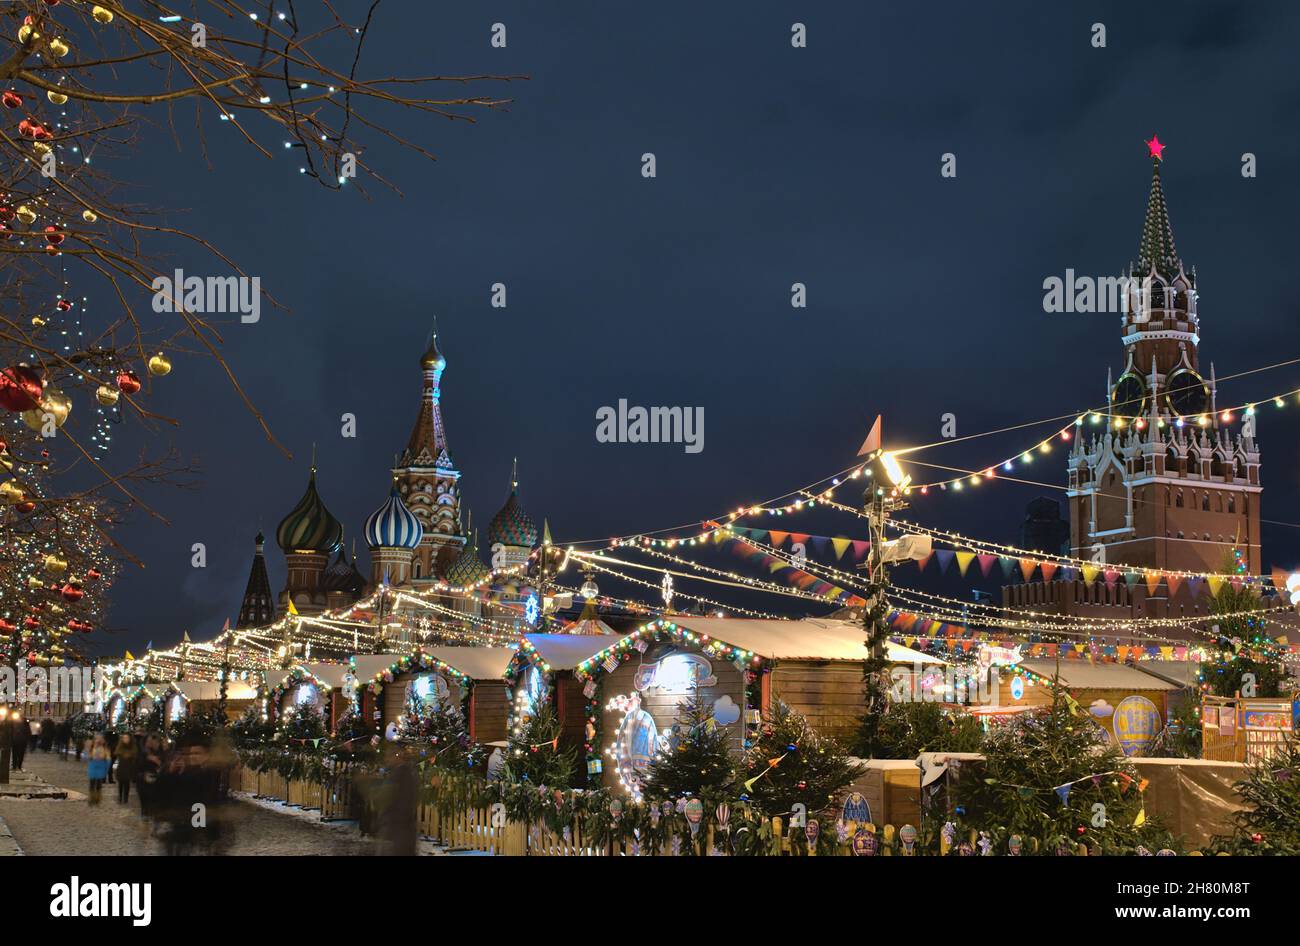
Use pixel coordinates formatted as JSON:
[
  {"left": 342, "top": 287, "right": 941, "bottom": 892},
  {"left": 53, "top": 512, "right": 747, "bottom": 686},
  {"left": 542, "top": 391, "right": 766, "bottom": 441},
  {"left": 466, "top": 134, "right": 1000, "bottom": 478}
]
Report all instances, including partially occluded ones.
[
  {"left": 1227, "top": 495, "right": 1235, "bottom": 514},
  {"left": 1201, "top": 494, "right": 1210, "bottom": 511},
  {"left": 1175, "top": 491, "right": 1184, "bottom": 508}
]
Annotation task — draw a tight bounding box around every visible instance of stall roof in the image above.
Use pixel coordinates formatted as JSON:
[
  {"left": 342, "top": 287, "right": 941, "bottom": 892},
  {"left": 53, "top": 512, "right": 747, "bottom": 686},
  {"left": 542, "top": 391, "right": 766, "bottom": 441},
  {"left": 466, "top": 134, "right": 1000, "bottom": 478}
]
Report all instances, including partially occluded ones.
[
  {"left": 665, "top": 617, "right": 945, "bottom": 665},
  {"left": 523, "top": 633, "right": 626, "bottom": 670},
  {"left": 351, "top": 654, "right": 403, "bottom": 682},
  {"left": 421, "top": 646, "right": 516, "bottom": 681},
  {"left": 1018, "top": 659, "right": 1180, "bottom": 691},
  {"left": 298, "top": 661, "right": 353, "bottom": 689},
  {"left": 171, "top": 679, "right": 256, "bottom": 701},
  {"left": 1133, "top": 661, "right": 1201, "bottom": 688}
]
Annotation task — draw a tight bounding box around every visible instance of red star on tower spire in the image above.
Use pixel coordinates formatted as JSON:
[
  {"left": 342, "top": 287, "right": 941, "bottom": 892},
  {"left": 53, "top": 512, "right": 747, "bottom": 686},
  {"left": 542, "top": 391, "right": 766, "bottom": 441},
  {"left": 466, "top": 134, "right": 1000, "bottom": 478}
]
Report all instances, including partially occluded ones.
[{"left": 1145, "top": 134, "right": 1166, "bottom": 161}]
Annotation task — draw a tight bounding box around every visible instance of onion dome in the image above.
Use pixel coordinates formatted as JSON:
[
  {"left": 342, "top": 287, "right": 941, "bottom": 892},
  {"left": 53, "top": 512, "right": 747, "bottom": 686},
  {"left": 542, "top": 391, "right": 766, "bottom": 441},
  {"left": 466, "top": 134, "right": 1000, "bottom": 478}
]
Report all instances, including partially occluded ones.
[
  {"left": 364, "top": 486, "right": 424, "bottom": 549},
  {"left": 276, "top": 468, "right": 343, "bottom": 555},
  {"left": 443, "top": 532, "right": 490, "bottom": 586},
  {"left": 322, "top": 545, "right": 367, "bottom": 596},
  {"left": 420, "top": 332, "right": 447, "bottom": 371},
  {"left": 488, "top": 483, "right": 538, "bottom": 549}
]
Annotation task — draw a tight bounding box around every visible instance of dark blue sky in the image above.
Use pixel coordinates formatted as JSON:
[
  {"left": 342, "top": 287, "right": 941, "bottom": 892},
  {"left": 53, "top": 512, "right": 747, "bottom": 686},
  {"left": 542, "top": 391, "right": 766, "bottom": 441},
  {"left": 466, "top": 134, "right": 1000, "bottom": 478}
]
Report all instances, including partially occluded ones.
[{"left": 102, "top": 1, "right": 1300, "bottom": 651}]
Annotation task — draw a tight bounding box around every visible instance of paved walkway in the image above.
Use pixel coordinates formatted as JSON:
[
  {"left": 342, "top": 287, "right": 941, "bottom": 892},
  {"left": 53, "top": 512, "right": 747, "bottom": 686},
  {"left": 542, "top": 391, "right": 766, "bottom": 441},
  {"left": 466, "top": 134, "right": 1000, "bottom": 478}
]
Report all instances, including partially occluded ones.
[{"left": 0, "top": 750, "right": 388, "bottom": 856}]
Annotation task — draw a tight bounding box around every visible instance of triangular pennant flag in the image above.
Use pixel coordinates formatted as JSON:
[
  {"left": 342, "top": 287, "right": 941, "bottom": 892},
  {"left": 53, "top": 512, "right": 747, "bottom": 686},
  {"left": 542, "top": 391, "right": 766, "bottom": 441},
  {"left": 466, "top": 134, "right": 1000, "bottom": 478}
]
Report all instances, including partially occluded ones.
[
  {"left": 1018, "top": 558, "right": 1037, "bottom": 582},
  {"left": 810, "top": 535, "right": 829, "bottom": 556},
  {"left": 1103, "top": 568, "right": 1119, "bottom": 586},
  {"left": 977, "top": 554, "right": 998, "bottom": 577},
  {"left": 935, "top": 549, "right": 955, "bottom": 574},
  {"left": 858, "top": 415, "right": 882, "bottom": 457},
  {"left": 1165, "top": 574, "right": 1182, "bottom": 596},
  {"left": 955, "top": 551, "right": 975, "bottom": 576},
  {"left": 1144, "top": 572, "right": 1162, "bottom": 596},
  {"left": 1054, "top": 784, "right": 1072, "bottom": 805},
  {"left": 831, "top": 537, "right": 852, "bottom": 560},
  {"left": 124, "top": 650, "right": 135, "bottom": 662},
  {"left": 916, "top": 552, "right": 933, "bottom": 573},
  {"left": 768, "top": 530, "right": 789, "bottom": 549},
  {"left": 1082, "top": 564, "right": 1099, "bottom": 584},
  {"left": 851, "top": 540, "right": 872, "bottom": 561},
  {"left": 287, "top": 599, "right": 300, "bottom": 616},
  {"left": 789, "top": 533, "right": 810, "bottom": 547},
  {"left": 999, "top": 557, "right": 1016, "bottom": 579},
  {"left": 1123, "top": 571, "right": 1141, "bottom": 589},
  {"left": 1039, "top": 562, "right": 1058, "bottom": 582},
  {"left": 1206, "top": 576, "right": 1225, "bottom": 597}
]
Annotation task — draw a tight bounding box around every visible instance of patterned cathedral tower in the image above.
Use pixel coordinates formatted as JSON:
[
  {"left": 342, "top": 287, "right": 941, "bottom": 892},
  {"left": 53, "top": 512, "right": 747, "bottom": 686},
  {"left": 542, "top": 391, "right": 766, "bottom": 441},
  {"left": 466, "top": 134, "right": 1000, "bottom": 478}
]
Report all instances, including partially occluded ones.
[
  {"left": 236, "top": 532, "right": 275, "bottom": 628},
  {"left": 393, "top": 330, "right": 466, "bottom": 581}
]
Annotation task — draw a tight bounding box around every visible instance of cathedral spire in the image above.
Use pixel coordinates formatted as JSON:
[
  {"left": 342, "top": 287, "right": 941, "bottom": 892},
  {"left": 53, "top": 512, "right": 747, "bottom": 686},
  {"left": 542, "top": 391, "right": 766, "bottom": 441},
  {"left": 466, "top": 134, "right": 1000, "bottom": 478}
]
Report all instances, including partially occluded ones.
[
  {"left": 236, "top": 531, "right": 275, "bottom": 628},
  {"left": 1137, "top": 136, "right": 1181, "bottom": 278},
  {"left": 401, "top": 326, "right": 452, "bottom": 469}
]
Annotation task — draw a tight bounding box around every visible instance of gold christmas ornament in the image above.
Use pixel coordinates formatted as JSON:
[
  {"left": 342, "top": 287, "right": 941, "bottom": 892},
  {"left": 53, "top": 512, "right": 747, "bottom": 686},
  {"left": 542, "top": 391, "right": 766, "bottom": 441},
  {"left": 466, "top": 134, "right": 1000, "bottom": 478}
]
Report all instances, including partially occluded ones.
[
  {"left": 95, "top": 384, "right": 119, "bottom": 406},
  {"left": 22, "top": 386, "right": 71, "bottom": 430},
  {"left": 92, "top": 6, "right": 115, "bottom": 24},
  {"left": 47, "top": 90, "right": 68, "bottom": 105},
  {"left": 32, "top": 141, "right": 51, "bottom": 156},
  {"left": 31, "top": 315, "right": 46, "bottom": 327},
  {"left": 48, "top": 38, "right": 71, "bottom": 58},
  {"left": 16, "top": 205, "right": 36, "bottom": 224},
  {"left": 0, "top": 481, "right": 25, "bottom": 504},
  {"left": 17, "top": 25, "right": 38, "bottom": 45},
  {"left": 44, "top": 553, "right": 68, "bottom": 574},
  {"left": 147, "top": 352, "right": 172, "bottom": 377},
  {"left": 81, "top": 209, "right": 98, "bottom": 223},
  {"left": 28, "top": 575, "right": 45, "bottom": 590}
]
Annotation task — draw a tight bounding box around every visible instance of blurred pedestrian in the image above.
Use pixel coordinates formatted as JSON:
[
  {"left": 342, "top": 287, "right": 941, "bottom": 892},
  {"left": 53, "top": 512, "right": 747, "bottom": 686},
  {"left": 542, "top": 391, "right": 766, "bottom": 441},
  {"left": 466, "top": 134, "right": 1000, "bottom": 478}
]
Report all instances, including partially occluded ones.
[
  {"left": 10, "top": 712, "right": 30, "bottom": 771},
  {"left": 38, "top": 717, "right": 54, "bottom": 753},
  {"left": 105, "top": 730, "right": 119, "bottom": 783},
  {"left": 86, "top": 734, "right": 111, "bottom": 805},
  {"left": 137, "top": 735, "right": 163, "bottom": 818},
  {"left": 114, "top": 733, "right": 139, "bottom": 804}
]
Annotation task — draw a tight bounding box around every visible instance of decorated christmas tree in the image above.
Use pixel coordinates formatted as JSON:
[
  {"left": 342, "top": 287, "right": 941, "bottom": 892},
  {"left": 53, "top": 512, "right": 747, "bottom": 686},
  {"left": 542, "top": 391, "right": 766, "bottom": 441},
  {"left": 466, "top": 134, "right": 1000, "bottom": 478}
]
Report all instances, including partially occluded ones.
[
  {"left": 947, "top": 683, "right": 1181, "bottom": 854},
  {"left": 866, "top": 700, "right": 986, "bottom": 759},
  {"left": 1201, "top": 548, "right": 1286, "bottom": 699},
  {"left": 641, "top": 690, "right": 738, "bottom": 804},
  {"left": 1213, "top": 737, "right": 1300, "bottom": 855},
  {"left": 501, "top": 705, "right": 578, "bottom": 788},
  {"left": 279, "top": 703, "right": 327, "bottom": 748},
  {"left": 742, "top": 700, "right": 863, "bottom": 817}
]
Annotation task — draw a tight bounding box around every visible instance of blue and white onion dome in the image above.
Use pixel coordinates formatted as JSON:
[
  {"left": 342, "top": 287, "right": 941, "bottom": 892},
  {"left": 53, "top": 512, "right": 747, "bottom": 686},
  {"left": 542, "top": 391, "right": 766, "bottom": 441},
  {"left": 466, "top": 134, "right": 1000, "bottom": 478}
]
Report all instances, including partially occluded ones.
[{"left": 364, "top": 487, "right": 424, "bottom": 549}]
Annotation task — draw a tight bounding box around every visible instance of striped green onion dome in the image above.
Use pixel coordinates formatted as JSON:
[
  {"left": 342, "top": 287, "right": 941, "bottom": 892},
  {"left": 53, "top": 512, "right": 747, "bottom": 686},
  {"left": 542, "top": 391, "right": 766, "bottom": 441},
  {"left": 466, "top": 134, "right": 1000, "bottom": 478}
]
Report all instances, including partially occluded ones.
[
  {"left": 487, "top": 486, "right": 538, "bottom": 548},
  {"left": 276, "top": 468, "right": 344, "bottom": 555}
]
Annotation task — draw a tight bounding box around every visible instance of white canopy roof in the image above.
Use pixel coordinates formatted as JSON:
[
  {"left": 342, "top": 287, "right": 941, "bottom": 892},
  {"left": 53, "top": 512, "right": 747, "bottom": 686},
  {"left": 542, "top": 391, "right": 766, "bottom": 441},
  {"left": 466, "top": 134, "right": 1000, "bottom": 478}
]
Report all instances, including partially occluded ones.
[
  {"left": 1019, "top": 659, "right": 1180, "bottom": 691},
  {"left": 523, "top": 633, "right": 626, "bottom": 671},
  {"left": 170, "top": 679, "right": 256, "bottom": 701},
  {"left": 420, "top": 646, "right": 516, "bottom": 681},
  {"left": 664, "top": 617, "right": 945, "bottom": 665}
]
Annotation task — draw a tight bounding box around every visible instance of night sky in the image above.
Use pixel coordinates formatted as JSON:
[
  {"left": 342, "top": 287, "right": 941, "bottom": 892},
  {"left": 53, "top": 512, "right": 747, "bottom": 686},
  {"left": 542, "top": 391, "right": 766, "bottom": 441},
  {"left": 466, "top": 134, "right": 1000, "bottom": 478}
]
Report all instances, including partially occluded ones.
[{"left": 103, "top": 2, "right": 1300, "bottom": 652}]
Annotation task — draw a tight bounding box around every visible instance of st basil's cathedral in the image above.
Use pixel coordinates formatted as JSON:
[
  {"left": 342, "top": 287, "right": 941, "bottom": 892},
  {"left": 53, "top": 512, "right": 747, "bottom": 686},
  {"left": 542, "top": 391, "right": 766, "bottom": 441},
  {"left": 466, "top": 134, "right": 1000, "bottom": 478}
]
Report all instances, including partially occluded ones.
[{"left": 233, "top": 332, "right": 542, "bottom": 633}]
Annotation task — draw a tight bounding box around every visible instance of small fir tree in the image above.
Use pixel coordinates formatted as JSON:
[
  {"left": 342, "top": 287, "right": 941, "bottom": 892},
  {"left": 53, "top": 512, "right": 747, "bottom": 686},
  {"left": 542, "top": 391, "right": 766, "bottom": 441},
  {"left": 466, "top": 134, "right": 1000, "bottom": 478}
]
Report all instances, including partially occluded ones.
[
  {"left": 866, "top": 700, "right": 986, "bottom": 759},
  {"left": 501, "top": 705, "right": 578, "bottom": 788},
  {"left": 949, "top": 683, "right": 1181, "bottom": 854},
  {"left": 1213, "top": 737, "right": 1300, "bottom": 855},
  {"left": 641, "top": 690, "right": 739, "bottom": 804},
  {"left": 743, "top": 700, "right": 864, "bottom": 817}
]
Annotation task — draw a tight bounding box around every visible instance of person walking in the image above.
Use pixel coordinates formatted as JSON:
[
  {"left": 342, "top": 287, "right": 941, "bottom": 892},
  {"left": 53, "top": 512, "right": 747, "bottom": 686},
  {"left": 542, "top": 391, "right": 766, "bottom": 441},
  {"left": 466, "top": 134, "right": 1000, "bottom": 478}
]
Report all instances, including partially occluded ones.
[
  {"left": 11, "top": 713, "right": 31, "bottom": 771},
  {"left": 86, "top": 734, "right": 111, "bottom": 805},
  {"left": 114, "top": 733, "right": 139, "bottom": 804},
  {"left": 137, "top": 735, "right": 163, "bottom": 818},
  {"left": 38, "top": 717, "right": 54, "bottom": 753},
  {"left": 105, "top": 730, "right": 119, "bottom": 783},
  {"left": 56, "top": 719, "right": 71, "bottom": 759}
]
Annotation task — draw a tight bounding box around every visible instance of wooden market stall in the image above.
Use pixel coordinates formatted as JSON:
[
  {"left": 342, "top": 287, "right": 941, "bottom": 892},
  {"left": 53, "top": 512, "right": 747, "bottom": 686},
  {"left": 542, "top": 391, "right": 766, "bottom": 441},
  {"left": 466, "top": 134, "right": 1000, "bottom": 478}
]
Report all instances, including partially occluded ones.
[
  {"left": 657, "top": 616, "right": 945, "bottom": 744},
  {"left": 1202, "top": 694, "right": 1299, "bottom": 763},
  {"left": 161, "top": 679, "right": 257, "bottom": 725},
  {"left": 266, "top": 662, "right": 358, "bottom": 731},
  {"left": 353, "top": 648, "right": 517, "bottom": 741},
  {"left": 992, "top": 658, "right": 1183, "bottom": 756},
  {"left": 507, "top": 633, "right": 626, "bottom": 752}
]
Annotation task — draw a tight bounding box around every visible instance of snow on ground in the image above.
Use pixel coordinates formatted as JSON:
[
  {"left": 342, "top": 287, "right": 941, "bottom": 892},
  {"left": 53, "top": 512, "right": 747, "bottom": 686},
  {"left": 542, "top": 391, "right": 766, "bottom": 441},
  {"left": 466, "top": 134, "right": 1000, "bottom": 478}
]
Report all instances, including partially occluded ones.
[{"left": 0, "top": 750, "right": 456, "bottom": 856}]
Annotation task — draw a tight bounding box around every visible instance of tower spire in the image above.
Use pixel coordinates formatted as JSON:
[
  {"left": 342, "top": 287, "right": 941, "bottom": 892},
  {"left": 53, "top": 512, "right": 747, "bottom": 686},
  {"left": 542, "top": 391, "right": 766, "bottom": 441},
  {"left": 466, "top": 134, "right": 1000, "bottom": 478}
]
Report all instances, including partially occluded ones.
[{"left": 1137, "top": 136, "right": 1180, "bottom": 278}]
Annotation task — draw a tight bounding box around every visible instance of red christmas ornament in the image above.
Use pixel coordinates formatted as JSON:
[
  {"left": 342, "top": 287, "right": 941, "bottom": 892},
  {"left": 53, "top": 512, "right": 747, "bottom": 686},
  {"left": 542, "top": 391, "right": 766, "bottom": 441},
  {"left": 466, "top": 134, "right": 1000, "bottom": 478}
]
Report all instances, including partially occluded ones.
[
  {"left": 0, "top": 618, "right": 14, "bottom": 633},
  {"left": 15, "top": 500, "right": 35, "bottom": 513},
  {"left": 1251, "top": 833, "right": 1263, "bottom": 844},
  {"left": 1, "top": 91, "right": 21, "bottom": 109},
  {"left": 0, "top": 205, "right": 13, "bottom": 221},
  {"left": 44, "top": 225, "right": 63, "bottom": 245},
  {"left": 60, "top": 582, "right": 84, "bottom": 603},
  {"left": 115, "top": 369, "right": 141, "bottom": 394},
  {"left": 23, "top": 616, "right": 40, "bottom": 630},
  {"left": 86, "top": 568, "right": 102, "bottom": 581},
  {"left": 0, "top": 364, "right": 43, "bottom": 411},
  {"left": 1076, "top": 826, "right": 1087, "bottom": 835},
  {"left": 56, "top": 298, "right": 72, "bottom": 311}
]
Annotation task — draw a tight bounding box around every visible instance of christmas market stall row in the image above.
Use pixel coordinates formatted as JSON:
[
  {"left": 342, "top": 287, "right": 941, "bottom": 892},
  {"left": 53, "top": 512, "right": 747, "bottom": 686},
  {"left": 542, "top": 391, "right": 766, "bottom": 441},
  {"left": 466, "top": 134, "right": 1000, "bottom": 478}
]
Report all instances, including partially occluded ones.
[{"left": 505, "top": 617, "right": 943, "bottom": 792}]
